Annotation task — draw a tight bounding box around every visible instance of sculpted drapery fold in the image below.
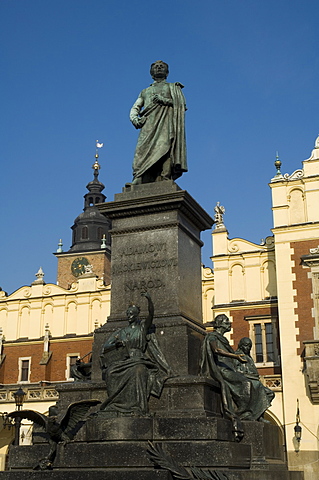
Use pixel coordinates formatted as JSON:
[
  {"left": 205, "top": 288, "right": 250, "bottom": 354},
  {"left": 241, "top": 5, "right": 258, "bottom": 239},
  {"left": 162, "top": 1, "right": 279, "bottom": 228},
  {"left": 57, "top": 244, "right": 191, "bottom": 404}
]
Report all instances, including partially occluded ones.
[{"left": 130, "top": 61, "right": 187, "bottom": 184}]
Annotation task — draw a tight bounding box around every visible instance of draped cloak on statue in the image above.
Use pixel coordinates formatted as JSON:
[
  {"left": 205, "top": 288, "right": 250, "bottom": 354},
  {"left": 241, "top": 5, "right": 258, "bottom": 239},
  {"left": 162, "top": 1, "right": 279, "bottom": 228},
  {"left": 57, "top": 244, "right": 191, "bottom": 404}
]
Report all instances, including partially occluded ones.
[
  {"left": 200, "top": 331, "right": 270, "bottom": 421},
  {"left": 100, "top": 321, "right": 171, "bottom": 414},
  {"left": 234, "top": 346, "right": 275, "bottom": 409},
  {"left": 130, "top": 81, "right": 187, "bottom": 181}
]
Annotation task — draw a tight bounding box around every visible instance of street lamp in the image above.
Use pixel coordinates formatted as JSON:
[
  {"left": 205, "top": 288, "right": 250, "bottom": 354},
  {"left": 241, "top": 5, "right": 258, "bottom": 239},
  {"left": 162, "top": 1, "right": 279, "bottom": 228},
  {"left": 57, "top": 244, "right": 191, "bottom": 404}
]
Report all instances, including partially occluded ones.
[
  {"left": 294, "top": 399, "right": 302, "bottom": 453},
  {"left": 13, "top": 387, "right": 26, "bottom": 445},
  {"left": 13, "top": 387, "right": 26, "bottom": 411}
]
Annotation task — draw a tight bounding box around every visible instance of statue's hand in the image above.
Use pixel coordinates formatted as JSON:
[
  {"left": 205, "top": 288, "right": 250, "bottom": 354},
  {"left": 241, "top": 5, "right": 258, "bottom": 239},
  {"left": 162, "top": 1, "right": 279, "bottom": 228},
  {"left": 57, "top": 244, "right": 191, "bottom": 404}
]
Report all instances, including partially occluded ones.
[
  {"left": 132, "top": 116, "right": 145, "bottom": 129},
  {"left": 153, "top": 94, "right": 172, "bottom": 106},
  {"left": 237, "top": 354, "right": 247, "bottom": 363},
  {"left": 141, "top": 291, "right": 150, "bottom": 300},
  {"left": 152, "top": 94, "right": 161, "bottom": 104}
]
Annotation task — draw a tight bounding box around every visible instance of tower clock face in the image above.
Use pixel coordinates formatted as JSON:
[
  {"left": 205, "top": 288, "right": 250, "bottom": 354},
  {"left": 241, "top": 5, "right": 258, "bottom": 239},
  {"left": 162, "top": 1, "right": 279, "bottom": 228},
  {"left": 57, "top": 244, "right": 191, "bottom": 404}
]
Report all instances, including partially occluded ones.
[{"left": 71, "top": 257, "right": 89, "bottom": 277}]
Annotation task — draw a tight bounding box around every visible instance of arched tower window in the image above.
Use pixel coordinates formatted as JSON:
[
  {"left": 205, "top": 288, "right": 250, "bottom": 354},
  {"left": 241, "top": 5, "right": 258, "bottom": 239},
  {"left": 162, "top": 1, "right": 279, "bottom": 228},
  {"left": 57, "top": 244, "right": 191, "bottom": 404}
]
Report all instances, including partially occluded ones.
[
  {"left": 81, "top": 227, "right": 88, "bottom": 239},
  {"left": 97, "top": 227, "right": 103, "bottom": 239}
]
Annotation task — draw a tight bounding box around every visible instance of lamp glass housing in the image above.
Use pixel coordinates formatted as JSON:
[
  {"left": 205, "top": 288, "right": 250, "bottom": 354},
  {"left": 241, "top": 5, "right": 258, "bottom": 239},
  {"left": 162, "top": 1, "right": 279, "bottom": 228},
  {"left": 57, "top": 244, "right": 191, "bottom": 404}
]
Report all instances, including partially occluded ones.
[
  {"left": 13, "top": 387, "right": 26, "bottom": 410},
  {"left": 294, "top": 423, "right": 302, "bottom": 441}
]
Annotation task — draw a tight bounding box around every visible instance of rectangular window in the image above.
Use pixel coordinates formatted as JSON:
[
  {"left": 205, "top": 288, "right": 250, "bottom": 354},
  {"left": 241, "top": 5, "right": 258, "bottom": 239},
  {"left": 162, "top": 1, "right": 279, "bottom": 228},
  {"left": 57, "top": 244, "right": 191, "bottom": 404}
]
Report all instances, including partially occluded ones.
[
  {"left": 246, "top": 316, "right": 279, "bottom": 366},
  {"left": 265, "top": 323, "right": 274, "bottom": 362},
  {"left": 21, "top": 360, "right": 29, "bottom": 381},
  {"left": 66, "top": 354, "right": 79, "bottom": 380},
  {"left": 18, "top": 357, "right": 31, "bottom": 383},
  {"left": 254, "top": 324, "right": 263, "bottom": 363}
]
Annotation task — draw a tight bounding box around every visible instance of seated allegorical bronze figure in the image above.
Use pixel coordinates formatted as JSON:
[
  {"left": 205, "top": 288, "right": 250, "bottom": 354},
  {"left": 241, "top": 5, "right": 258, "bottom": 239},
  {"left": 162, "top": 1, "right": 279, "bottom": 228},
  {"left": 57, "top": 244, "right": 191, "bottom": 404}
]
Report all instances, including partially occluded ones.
[
  {"left": 235, "top": 337, "right": 274, "bottom": 415},
  {"left": 200, "top": 314, "right": 274, "bottom": 438},
  {"left": 100, "top": 292, "right": 171, "bottom": 415}
]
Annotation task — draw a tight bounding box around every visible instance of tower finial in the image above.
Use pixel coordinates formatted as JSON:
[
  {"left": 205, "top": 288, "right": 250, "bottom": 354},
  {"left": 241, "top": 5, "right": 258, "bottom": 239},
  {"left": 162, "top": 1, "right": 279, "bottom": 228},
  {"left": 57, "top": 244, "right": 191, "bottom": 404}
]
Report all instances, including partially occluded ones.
[
  {"left": 95, "top": 139, "right": 104, "bottom": 156},
  {"left": 32, "top": 267, "right": 45, "bottom": 285},
  {"left": 57, "top": 239, "right": 63, "bottom": 253},
  {"left": 93, "top": 140, "right": 103, "bottom": 178},
  {"left": 274, "top": 151, "right": 282, "bottom": 176}
]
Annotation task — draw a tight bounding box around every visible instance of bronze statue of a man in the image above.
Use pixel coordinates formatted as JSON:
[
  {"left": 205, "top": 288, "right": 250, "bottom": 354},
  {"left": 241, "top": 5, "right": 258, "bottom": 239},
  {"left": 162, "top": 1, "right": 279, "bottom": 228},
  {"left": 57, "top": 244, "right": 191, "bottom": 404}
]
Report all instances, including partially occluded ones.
[{"left": 129, "top": 61, "right": 187, "bottom": 184}]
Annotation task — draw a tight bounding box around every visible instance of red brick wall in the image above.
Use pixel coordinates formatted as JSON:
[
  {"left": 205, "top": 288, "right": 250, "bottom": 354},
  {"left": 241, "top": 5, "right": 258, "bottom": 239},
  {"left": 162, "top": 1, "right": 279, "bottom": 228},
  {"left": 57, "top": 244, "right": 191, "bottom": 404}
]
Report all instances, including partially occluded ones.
[
  {"left": 0, "top": 338, "right": 93, "bottom": 384},
  {"left": 291, "top": 239, "right": 318, "bottom": 354}
]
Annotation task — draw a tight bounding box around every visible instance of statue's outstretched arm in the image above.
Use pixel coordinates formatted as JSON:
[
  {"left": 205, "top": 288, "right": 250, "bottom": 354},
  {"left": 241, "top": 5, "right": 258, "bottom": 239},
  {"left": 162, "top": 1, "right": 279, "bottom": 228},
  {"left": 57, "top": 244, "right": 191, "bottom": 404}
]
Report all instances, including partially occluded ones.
[
  {"left": 141, "top": 292, "right": 154, "bottom": 331},
  {"left": 210, "top": 340, "right": 247, "bottom": 363}
]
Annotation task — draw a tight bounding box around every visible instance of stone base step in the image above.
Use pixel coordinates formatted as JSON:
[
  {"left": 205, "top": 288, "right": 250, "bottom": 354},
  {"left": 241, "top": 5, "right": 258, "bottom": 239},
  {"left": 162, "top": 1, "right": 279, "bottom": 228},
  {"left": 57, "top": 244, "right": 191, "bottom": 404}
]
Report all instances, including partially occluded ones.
[{"left": 0, "top": 469, "right": 304, "bottom": 480}]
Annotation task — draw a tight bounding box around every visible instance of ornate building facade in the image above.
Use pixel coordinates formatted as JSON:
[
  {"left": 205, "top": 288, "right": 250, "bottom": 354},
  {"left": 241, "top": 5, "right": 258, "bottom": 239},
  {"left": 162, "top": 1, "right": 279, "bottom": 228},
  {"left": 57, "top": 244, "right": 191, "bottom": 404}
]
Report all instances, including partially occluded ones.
[{"left": 209, "top": 137, "right": 319, "bottom": 479}]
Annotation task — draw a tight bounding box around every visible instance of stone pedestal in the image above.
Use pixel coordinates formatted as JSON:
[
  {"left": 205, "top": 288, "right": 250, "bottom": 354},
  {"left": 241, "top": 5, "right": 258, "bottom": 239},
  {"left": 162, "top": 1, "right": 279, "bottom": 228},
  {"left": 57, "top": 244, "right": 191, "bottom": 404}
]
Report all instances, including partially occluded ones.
[
  {"left": 98, "top": 181, "right": 213, "bottom": 322},
  {"left": 91, "top": 181, "right": 214, "bottom": 380},
  {"left": 5, "top": 416, "right": 303, "bottom": 480}
]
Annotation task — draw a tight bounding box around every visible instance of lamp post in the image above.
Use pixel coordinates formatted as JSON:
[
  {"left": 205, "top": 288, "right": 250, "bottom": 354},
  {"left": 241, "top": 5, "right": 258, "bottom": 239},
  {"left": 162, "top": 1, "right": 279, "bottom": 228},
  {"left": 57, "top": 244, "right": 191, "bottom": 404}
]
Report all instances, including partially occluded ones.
[
  {"left": 13, "top": 387, "right": 26, "bottom": 446},
  {"left": 294, "top": 399, "right": 302, "bottom": 453}
]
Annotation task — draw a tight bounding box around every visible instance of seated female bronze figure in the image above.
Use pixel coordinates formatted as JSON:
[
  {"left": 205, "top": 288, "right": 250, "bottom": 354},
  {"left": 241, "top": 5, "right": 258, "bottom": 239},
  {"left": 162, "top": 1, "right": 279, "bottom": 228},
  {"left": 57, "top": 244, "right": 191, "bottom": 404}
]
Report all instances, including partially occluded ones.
[{"left": 100, "top": 292, "right": 171, "bottom": 415}]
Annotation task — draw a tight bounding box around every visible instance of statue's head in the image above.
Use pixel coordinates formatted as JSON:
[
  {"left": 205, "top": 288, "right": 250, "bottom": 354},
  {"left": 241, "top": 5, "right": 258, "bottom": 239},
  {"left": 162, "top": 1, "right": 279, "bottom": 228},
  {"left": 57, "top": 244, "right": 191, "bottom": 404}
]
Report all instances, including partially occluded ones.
[
  {"left": 212, "top": 314, "right": 231, "bottom": 331},
  {"left": 238, "top": 337, "right": 252, "bottom": 354},
  {"left": 150, "top": 60, "right": 169, "bottom": 80},
  {"left": 126, "top": 304, "right": 140, "bottom": 323}
]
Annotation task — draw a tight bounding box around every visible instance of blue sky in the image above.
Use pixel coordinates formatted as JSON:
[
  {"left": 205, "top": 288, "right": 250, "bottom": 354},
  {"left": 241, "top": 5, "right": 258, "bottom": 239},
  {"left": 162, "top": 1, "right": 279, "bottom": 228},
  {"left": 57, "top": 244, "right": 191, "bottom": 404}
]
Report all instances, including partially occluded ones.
[{"left": 1, "top": 0, "right": 319, "bottom": 295}]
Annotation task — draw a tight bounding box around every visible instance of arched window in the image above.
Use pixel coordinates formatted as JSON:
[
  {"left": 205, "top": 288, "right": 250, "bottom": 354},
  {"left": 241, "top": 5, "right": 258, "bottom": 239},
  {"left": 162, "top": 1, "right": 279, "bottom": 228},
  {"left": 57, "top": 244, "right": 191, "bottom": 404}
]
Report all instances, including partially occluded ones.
[
  {"left": 230, "top": 264, "right": 245, "bottom": 301},
  {"left": 288, "top": 188, "right": 305, "bottom": 224},
  {"left": 261, "top": 260, "right": 277, "bottom": 298},
  {"left": 97, "top": 227, "right": 103, "bottom": 239},
  {"left": 81, "top": 227, "right": 88, "bottom": 239}
]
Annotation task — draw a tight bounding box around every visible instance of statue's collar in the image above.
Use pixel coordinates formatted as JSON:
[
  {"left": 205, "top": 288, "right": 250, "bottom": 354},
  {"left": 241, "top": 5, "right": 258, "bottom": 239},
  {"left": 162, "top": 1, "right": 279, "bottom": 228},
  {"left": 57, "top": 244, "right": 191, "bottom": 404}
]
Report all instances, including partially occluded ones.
[{"left": 150, "top": 80, "right": 167, "bottom": 86}]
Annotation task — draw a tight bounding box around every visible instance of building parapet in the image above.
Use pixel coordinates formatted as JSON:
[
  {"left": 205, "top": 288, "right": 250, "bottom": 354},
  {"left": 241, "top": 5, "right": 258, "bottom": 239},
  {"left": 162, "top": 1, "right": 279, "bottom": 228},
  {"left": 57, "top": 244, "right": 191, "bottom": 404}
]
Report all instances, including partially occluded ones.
[
  {"left": 0, "top": 383, "right": 60, "bottom": 405},
  {"left": 261, "top": 374, "right": 282, "bottom": 392}
]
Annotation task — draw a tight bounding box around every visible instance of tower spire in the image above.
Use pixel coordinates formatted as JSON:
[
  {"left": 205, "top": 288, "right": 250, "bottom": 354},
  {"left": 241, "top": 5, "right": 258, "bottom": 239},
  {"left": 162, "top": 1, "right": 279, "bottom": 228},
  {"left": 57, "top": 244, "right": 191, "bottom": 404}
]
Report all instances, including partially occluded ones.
[{"left": 68, "top": 143, "right": 111, "bottom": 253}]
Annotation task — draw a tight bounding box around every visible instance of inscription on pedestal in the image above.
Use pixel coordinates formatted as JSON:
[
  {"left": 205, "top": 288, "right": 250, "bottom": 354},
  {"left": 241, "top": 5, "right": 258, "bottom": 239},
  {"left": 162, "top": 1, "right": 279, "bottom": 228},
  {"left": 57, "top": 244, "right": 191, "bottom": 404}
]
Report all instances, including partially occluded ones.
[
  {"left": 99, "top": 183, "right": 214, "bottom": 321},
  {"left": 113, "top": 242, "right": 178, "bottom": 293},
  {"left": 112, "top": 240, "right": 178, "bottom": 294}
]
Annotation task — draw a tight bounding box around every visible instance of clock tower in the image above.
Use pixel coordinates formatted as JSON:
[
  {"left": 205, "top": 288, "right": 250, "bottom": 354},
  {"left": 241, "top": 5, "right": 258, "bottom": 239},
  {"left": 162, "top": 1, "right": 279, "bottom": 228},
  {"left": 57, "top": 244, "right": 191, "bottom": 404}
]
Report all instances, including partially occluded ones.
[{"left": 55, "top": 153, "right": 111, "bottom": 289}]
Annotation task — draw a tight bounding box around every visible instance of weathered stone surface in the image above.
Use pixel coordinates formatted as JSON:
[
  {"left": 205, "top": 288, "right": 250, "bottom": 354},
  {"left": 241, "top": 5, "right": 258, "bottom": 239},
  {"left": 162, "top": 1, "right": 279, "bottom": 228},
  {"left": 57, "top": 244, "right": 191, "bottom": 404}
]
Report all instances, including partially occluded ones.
[
  {"left": 86, "top": 414, "right": 154, "bottom": 441},
  {"left": 55, "top": 374, "right": 222, "bottom": 424},
  {"left": 0, "top": 471, "right": 170, "bottom": 480},
  {"left": 240, "top": 421, "right": 285, "bottom": 469},
  {"left": 0, "top": 472, "right": 303, "bottom": 480},
  {"left": 8, "top": 439, "right": 251, "bottom": 470},
  {"left": 97, "top": 181, "right": 213, "bottom": 323}
]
